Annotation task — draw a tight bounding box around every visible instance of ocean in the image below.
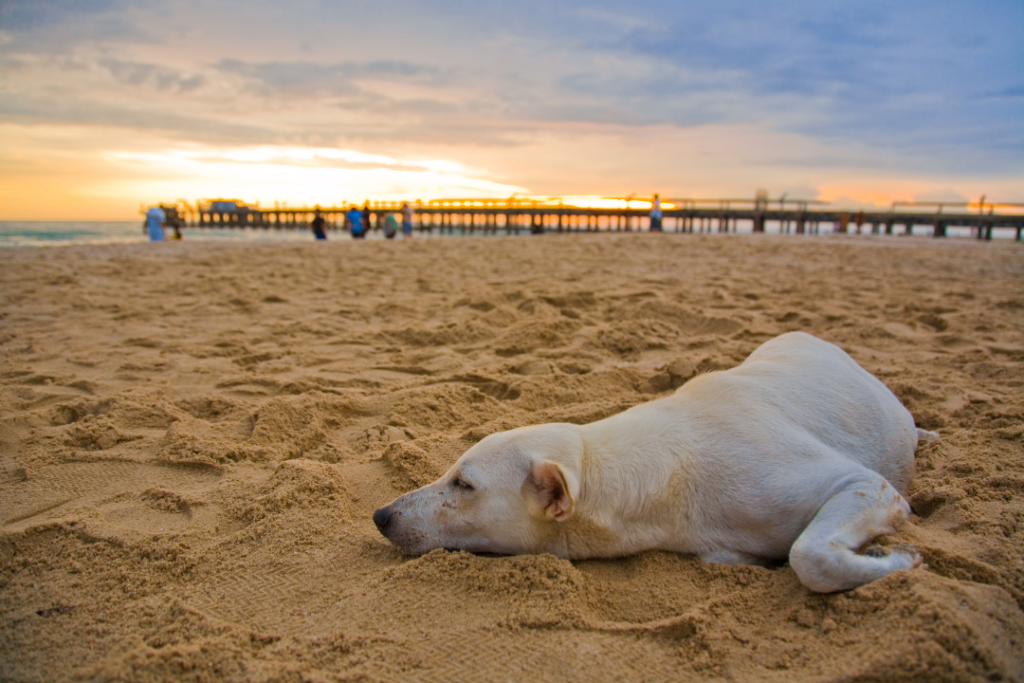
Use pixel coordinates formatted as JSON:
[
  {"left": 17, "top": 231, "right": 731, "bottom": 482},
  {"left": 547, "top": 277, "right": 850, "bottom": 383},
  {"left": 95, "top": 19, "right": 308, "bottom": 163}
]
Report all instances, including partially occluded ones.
[
  {"left": 0, "top": 220, "right": 1005, "bottom": 247},
  {"left": 0, "top": 221, "right": 332, "bottom": 248},
  {"left": 0, "top": 221, "right": 545, "bottom": 247}
]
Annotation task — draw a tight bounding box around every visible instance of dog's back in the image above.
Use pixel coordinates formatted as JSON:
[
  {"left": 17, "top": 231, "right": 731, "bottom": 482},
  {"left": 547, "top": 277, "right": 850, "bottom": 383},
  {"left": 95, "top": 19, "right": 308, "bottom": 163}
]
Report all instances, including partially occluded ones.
[
  {"left": 670, "top": 332, "right": 917, "bottom": 497},
  {"left": 744, "top": 332, "right": 917, "bottom": 494}
]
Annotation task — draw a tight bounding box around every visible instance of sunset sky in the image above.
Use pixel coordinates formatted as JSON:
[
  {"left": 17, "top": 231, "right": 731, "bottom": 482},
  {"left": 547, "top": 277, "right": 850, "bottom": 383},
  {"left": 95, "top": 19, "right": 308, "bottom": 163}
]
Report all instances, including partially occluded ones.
[{"left": 1, "top": 0, "right": 1021, "bottom": 220}]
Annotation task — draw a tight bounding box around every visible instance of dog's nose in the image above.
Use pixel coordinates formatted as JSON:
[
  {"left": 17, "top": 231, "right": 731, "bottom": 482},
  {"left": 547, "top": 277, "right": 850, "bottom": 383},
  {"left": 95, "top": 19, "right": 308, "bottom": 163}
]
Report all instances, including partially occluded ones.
[{"left": 373, "top": 507, "right": 391, "bottom": 534}]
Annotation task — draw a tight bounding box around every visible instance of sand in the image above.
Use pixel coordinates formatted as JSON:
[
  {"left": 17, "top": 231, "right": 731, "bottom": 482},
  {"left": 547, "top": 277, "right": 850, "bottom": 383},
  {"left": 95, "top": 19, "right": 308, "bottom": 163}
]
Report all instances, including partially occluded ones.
[{"left": 1, "top": 233, "right": 1022, "bottom": 682}]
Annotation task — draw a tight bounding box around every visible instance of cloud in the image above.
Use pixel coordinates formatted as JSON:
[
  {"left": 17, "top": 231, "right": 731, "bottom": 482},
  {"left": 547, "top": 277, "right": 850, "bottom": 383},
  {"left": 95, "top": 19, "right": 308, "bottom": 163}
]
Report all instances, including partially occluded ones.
[
  {"left": 826, "top": 196, "right": 891, "bottom": 211},
  {"left": 0, "top": 0, "right": 121, "bottom": 31},
  {"left": 913, "top": 188, "right": 969, "bottom": 203},
  {"left": 775, "top": 185, "right": 821, "bottom": 202},
  {"left": 988, "top": 86, "right": 1024, "bottom": 99},
  {"left": 214, "top": 59, "right": 445, "bottom": 98},
  {"left": 568, "top": 0, "right": 1024, "bottom": 161},
  {"left": 0, "top": 93, "right": 280, "bottom": 144},
  {"left": 0, "top": 0, "right": 147, "bottom": 50},
  {"left": 99, "top": 59, "right": 206, "bottom": 91}
]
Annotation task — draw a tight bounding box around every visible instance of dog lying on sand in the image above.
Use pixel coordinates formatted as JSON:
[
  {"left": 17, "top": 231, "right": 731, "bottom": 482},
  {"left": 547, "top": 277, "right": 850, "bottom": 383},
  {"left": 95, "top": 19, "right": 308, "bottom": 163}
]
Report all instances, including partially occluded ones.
[{"left": 374, "top": 332, "right": 935, "bottom": 592}]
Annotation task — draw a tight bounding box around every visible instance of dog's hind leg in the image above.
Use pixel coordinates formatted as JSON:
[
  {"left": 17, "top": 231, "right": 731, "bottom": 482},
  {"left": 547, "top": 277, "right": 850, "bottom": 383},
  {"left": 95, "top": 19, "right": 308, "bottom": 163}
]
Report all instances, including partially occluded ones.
[{"left": 788, "top": 473, "right": 922, "bottom": 593}]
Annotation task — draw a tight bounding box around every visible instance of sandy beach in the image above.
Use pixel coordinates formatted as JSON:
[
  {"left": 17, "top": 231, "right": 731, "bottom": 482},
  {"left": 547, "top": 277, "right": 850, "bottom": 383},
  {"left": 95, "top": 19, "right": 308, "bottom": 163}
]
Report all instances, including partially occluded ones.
[{"left": 1, "top": 233, "right": 1023, "bottom": 682}]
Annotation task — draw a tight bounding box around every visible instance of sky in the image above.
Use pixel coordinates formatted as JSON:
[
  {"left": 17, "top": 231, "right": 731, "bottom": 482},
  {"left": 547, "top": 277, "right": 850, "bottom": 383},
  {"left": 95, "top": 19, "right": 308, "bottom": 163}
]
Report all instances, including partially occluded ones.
[{"left": 0, "top": 0, "right": 1021, "bottom": 220}]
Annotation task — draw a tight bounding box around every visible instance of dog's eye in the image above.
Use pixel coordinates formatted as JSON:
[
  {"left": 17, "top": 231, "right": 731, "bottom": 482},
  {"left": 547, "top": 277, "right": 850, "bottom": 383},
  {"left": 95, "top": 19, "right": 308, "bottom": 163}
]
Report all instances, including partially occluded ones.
[{"left": 452, "top": 476, "right": 475, "bottom": 492}]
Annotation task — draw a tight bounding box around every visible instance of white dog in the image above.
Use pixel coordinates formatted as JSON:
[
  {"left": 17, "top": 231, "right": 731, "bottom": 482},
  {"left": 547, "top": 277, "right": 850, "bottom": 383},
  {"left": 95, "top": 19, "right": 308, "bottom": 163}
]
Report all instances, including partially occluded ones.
[{"left": 374, "top": 332, "right": 933, "bottom": 592}]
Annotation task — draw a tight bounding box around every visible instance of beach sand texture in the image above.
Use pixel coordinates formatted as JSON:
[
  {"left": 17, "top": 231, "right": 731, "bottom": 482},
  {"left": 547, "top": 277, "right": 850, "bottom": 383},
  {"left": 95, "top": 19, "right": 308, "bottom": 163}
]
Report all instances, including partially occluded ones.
[{"left": 1, "top": 234, "right": 1023, "bottom": 682}]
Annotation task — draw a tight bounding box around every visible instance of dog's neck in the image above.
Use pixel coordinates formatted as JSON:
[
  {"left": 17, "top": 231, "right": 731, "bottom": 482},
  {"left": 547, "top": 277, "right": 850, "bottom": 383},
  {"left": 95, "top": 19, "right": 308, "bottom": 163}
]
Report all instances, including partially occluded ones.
[{"left": 557, "top": 412, "right": 697, "bottom": 558}]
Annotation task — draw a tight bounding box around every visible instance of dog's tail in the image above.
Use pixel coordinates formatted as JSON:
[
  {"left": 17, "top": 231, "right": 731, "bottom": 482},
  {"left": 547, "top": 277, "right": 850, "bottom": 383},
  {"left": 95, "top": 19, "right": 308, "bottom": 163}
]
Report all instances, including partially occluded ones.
[{"left": 916, "top": 428, "right": 940, "bottom": 442}]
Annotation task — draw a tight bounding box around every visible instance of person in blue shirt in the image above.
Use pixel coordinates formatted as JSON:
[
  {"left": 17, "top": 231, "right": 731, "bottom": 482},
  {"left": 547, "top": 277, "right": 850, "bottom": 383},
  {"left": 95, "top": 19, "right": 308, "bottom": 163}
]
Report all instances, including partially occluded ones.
[
  {"left": 144, "top": 206, "right": 166, "bottom": 241},
  {"left": 650, "top": 194, "right": 663, "bottom": 232},
  {"left": 401, "top": 202, "right": 414, "bottom": 237},
  {"left": 346, "top": 206, "right": 364, "bottom": 239}
]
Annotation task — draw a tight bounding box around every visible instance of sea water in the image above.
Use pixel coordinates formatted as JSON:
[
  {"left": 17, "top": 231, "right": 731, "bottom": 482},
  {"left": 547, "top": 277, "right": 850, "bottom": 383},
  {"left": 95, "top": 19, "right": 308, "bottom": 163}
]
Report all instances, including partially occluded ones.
[
  {"left": 0, "top": 222, "right": 529, "bottom": 247},
  {"left": 0, "top": 220, "right": 1006, "bottom": 247},
  {"left": 0, "top": 221, "right": 332, "bottom": 248}
]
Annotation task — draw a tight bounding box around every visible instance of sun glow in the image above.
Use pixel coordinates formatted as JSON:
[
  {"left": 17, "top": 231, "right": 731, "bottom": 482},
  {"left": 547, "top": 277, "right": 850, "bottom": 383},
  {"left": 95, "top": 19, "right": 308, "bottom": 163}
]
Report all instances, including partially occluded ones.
[
  {"left": 111, "top": 146, "right": 467, "bottom": 174},
  {"left": 90, "top": 144, "right": 684, "bottom": 214},
  {"left": 527, "top": 196, "right": 675, "bottom": 210},
  {"left": 91, "top": 144, "right": 526, "bottom": 211}
]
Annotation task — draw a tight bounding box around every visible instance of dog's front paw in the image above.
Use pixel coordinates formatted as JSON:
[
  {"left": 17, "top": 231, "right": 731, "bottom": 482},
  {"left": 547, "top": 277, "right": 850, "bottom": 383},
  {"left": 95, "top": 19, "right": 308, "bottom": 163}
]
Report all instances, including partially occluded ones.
[
  {"left": 861, "top": 544, "right": 924, "bottom": 570},
  {"left": 891, "top": 543, "right": 924, "bottom": 569}
]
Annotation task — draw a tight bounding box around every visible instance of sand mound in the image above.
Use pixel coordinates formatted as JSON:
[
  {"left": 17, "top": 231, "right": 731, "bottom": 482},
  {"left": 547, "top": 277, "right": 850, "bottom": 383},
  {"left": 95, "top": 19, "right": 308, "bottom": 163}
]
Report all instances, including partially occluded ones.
[{"left": 1, "top": 233, "right": 1023, "bottom": 681}]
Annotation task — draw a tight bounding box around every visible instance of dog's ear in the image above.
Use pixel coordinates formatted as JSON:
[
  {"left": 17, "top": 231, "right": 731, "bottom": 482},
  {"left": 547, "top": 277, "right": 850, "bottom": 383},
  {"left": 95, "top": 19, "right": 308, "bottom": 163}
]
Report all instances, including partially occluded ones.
[{"left": 522, "top": 460, "right": 579, "bottom": 521}]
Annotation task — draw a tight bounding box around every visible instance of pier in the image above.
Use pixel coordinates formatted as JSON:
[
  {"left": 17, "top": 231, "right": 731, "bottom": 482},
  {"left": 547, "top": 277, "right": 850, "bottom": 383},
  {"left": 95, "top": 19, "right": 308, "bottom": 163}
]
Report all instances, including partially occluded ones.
[{"left": 164, "top": 197, "right": 1024, "bottom": 240}]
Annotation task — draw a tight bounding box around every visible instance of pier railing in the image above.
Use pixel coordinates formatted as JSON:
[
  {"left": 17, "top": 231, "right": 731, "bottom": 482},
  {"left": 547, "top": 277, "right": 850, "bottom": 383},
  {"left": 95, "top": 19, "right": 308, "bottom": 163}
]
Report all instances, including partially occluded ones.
[{"left": 158, "top": 197, "right": 1024, "bottom": 240}]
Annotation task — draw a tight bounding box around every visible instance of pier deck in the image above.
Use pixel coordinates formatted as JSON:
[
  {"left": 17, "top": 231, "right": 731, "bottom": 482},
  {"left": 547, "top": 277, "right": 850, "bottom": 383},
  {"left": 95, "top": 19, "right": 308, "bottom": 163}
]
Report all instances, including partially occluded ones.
[{"left": 167, "top": 199, "right": 1024, "bottom": 240}]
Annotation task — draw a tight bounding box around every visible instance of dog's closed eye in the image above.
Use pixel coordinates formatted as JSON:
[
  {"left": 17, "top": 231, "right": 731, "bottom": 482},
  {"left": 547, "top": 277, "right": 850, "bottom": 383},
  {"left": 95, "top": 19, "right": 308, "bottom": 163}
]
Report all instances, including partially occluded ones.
[{"left": 452, "top": 476, "right": 475, "bottom": 492}]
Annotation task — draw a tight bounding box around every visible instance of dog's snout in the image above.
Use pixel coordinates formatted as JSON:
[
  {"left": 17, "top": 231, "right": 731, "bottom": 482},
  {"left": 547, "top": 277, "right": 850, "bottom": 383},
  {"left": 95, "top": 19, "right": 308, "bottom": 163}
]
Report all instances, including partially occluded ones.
[{"left": 373, "top": 506, "right": 392, "bottom": 534}]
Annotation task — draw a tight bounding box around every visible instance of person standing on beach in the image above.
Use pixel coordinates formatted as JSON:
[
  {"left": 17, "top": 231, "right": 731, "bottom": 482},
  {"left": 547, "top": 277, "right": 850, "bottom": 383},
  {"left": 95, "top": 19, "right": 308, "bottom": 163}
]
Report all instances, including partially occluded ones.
[
  {"left": 650, "top": 194, "right": 663, "bottom": 232},
  {"left": 362, "top": 202, "right": 372, "bottom": 235},
  {"left": 401, "top": 202, "right": 414, "bottom": 238},
  {"left": 346, "top": 205, "right": 365, "bottom": 239},
  {"left": 311, "top": 207, "right": 327, "bottom": 240},
  {"left": 384, "top": 211, "right": 398, "bottom": 239},
  {"left": 164, "top": 205, "right": 184, "bottom": 240},
  {"left": 144, "top": 206, "right": 166, "bottom": 242}
]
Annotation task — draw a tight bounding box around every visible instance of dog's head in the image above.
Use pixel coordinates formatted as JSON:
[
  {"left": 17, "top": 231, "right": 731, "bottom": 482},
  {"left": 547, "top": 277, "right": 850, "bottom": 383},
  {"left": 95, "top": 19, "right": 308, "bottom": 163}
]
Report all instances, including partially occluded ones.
[{"left": 372, "top": 424, "right": 584, "bottom": 556}]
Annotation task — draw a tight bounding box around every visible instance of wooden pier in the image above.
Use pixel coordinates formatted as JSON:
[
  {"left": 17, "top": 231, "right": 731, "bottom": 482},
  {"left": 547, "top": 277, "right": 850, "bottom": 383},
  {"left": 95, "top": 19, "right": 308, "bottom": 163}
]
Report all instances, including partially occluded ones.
[{"left": 165, "top": 198, "right": 1024, "bottom": 240}]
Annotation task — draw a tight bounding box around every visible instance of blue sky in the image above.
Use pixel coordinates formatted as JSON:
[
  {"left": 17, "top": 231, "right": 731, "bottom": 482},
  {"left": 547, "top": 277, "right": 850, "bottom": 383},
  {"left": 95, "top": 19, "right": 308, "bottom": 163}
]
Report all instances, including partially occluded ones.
[{"left": 1, "top": 0, "right": 1021, "bottom": 218}]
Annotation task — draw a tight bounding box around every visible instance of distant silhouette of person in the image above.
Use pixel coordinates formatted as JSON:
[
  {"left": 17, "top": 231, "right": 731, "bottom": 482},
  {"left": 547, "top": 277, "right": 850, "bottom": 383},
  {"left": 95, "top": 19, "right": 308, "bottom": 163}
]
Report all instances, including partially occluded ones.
[
  {"left": 311, "top": 207, "right": 327, "bottom": 240},
  {"left": 144, "top": 206, "right": 166, "bottom": 241},
  {"left": 839, "top": 212, "right": 850, "bottom": 234},
  {"left": 362, "top": 201, "right": 372, "bottom": 234},
  {"left": 346, "top": 205, "right": 365, "bottom": 239},
  {"left": 163, "top": 205, "right": 184, "bottom": 239},
  {"left": 384, "top": 211, "right": 398, "bottom": 239},
  {"left": 650, "top": 194, "right": 663, "bottom": 232},
  {"left": 401, "top": 202, "right": 414, "bottom": 238}
]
